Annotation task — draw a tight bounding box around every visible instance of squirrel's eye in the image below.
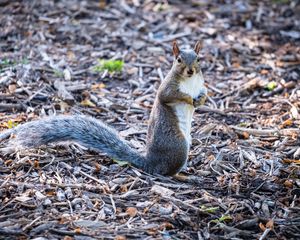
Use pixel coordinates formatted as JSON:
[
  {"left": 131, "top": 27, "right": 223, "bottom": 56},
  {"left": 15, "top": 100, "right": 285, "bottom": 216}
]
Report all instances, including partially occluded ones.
[
  {"left": 177, "top": 57, "right": 182, "bottom": 63},
  {"left": 197, "top": 57, "right": 201, "bottom": 63}
]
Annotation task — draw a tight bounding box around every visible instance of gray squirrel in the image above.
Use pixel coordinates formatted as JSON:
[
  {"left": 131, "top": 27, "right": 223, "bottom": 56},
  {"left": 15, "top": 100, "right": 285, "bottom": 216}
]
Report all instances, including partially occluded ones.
[{"left": 0, "top": 41, "right": 207, "bottom": 175}]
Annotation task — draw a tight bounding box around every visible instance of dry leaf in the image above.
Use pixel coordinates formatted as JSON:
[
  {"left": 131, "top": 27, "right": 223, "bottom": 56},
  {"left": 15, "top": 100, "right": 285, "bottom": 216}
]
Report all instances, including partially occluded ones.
[
  {"left": 59, "top": 217, "right": 70, "bottom": 224},
  {"left": 94, "top": 162, "right": 101, "bottom": 172},
  {"left": 232, "top": 62, "right": 240, "bottom": 68},
  {"left": 120, "top": 184, "right": 128, "bottom": 193},
  {"left": 92, "top": 83, "right": 106, "bottom": 90},
  {"left": 126, "top": 67, "right": 138, "bottom": 75},
  {"left": 45, "top": 189, "right": 56, "bottom": 196},
  {"left": 280, "top": 119, "right": 293, "bottom": 128},
  {"left": 34, "top": 160, "right": 40, "bottom": 169},
  {"left": 151, "top": 185, "right": 174, "bottom": 197},
  {"left": 290, "top": 105, "right": 299, "bottom": 119},
  {"left": 217, "top": 175, "right": 226, "bottom": 186},
  {"left": 64, "top": 236, "right": 73, "bottom": 240},
  {"left": 160, "top": 222, "right": 174, "bottom": 230},
  {"left": 4, "top": 160, "right": 13, "bottom": 166},
  {"left": 283, "top": 179, "right": 293, "bottom": 188},
  {"left": 260, "top": 69, "right": 269, "bottom": 75},
  {"left": 242, "top": 131, "right": 250, "bottom": 139},
  {"left": 126, "top": 207, "right": 138, "bottom": 217},
  {"left": 8, "top": 84, "right": 17, "bottom": 93},
  {"left": 35, "top": 191, "right": 46, "bottom": 200},
  {"left": 66, "top": 51, "right": 76, "bottom": 61},
  {"left": 266, "top": 219, "right": 274, "bottom": 229},
  {"left": 259, "top": 222, "right": 266, "bottom": 231},
  {"left": 99, "top": 0, "right": 107, "bottom": 9},
  {"left": 81, "top": 99, "right": 96, "bottom": 107},
  {"left": 63, "top": 69, "right": 72, "bottom": 81},
  {"left": 115, "top": 235, "right": 126, "bottom": 240},
  {"left": 15, "top": 196, "right": 31, "bottom": 202}
]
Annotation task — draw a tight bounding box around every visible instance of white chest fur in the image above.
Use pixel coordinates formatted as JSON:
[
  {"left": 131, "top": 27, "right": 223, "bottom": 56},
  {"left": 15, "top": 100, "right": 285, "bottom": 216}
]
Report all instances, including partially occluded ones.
[
  {"left": 179, "top": 74, "right": 204, "bottom": 98},
  {"left": 174, "top": 74, "right": 204, "bottom": 143}
]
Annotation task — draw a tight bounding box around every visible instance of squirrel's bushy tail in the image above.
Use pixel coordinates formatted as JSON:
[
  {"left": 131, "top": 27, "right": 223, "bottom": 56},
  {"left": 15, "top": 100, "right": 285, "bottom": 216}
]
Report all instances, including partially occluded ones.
[{"left": 0, "top": 115, "right": 145, "bottom": 169}]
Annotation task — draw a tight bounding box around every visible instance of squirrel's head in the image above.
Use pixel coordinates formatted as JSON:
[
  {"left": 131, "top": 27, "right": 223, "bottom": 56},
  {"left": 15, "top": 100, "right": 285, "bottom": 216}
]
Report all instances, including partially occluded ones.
[{"left": 172, "top": 40, "right": 202, "bottom": 78}]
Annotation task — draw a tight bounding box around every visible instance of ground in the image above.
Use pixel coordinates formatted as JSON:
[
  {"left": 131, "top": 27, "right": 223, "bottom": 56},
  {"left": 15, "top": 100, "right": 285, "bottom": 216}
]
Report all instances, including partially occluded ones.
[{"left": 0, "top": 0, "right": 300, "bottom": 239}]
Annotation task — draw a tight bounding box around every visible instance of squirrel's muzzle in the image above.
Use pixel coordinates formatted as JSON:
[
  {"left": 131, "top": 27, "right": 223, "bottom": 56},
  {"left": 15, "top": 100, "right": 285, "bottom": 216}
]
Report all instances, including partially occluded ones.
[{"left": 187, "top": 68, "right": 194, "bottom": 76}]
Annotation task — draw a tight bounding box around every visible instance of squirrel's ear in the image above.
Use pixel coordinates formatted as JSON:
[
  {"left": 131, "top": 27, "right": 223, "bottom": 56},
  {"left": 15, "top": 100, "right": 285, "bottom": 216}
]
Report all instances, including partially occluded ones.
[
  {"left": 172, "top": 40, "right": 180, "bottom": 58},
  {"left": 194, "top": 41, "right": 202, "bottom": 54}
]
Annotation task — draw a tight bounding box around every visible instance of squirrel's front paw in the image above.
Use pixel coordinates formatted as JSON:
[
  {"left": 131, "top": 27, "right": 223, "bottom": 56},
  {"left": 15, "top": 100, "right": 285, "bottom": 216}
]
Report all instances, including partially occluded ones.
[
  {"left": 193, "top": 87, "right": 207, "bottom": 107},
  {"left": 183, "top": 95, "right": 193, "bottom": 105},
  {"left": 193, "top": 94, "right": 207, "bottom": 108}
]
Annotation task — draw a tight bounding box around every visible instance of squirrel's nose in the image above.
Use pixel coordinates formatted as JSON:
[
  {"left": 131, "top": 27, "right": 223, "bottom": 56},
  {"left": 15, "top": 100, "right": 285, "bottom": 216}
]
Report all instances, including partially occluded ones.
[{"left": 187, "top": 69, "right": 194, "bottom": 75}]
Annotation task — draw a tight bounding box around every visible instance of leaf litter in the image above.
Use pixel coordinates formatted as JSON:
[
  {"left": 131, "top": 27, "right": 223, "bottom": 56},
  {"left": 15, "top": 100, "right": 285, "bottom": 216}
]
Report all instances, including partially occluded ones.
[{"left": 0, "top": 0, "right": 300, "bottom": 239}]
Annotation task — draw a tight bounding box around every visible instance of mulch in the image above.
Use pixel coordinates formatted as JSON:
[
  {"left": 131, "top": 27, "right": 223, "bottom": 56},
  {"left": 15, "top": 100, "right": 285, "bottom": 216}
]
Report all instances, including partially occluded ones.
[{"left": 0, "top": 0, "right": 300, "bottom": 239}]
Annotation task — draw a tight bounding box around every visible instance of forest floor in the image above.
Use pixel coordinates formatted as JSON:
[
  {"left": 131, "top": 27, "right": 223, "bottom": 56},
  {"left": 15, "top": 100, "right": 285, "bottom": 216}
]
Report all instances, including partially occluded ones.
[{"left": 0, "top": 0, "right": 300, "bottom": 239}]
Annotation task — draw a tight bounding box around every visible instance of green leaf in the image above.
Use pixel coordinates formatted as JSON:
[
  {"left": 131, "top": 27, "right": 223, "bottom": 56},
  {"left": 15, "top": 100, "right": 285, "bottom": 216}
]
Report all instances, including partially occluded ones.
[
  {"left": 93, "top": 59, "right": 124, "bottom": 73},
  {"left": 266, "top": 81, "right": 277, "bottom": 91},
  {"left": 211, "top": 215, "right": 233, "bottom": 223},
  {"left": 112, "top": 159, "right": 129, "bottom": 167},
  {"left": 7, "top": 120, "right": 18, "bottom": 129},
  {"left": 200, "top": 206, "right": 219, "bottom": 213},
  {"left": 0, "top": 58, "right": 29, "bottom": 69},
  {"left": 21, "top": 58, "right": 29, "bottom": 65},
  {"left": 0, "top": 59, "right": 14, "bottom": 71},
  {"left": 54, "top": 69, "right": 64, "bottom": 77}
]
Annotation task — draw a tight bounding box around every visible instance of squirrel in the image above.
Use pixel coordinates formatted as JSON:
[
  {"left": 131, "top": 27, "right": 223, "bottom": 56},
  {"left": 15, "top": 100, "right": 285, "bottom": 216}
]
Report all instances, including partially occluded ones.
[{"left": 0, "top": 40, "right": 207, "bottom": 176}]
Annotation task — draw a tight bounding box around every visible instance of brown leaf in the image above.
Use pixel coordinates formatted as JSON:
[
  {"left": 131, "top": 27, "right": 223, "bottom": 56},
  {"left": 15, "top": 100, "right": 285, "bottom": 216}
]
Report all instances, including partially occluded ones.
[
  {"left": 45, "top": 189, "right": 56, "bottom": 196},
  {"left": 259, "top": 222, "right": 266, "bottom": 231},
  {"left": 146, "top": 230, "right": 158, "bottom": 236},
  {"left": 115, "top": 235, "right": 126, "bottom": 240},
  {"left": 59, "top": 217, "right": 70, "bottom": 224},
  {"left": 280, "top": 119, "right": 293, "bottom": 128},
  {"left": 266, "top": 219, "right": 274, "bottom": 229},
  {"left": 283, "top": 179, "right": 294, "bottom": 188},
  {"left": 94, "top": 162, "right": 101, "bottom": 173},
  {"left": 91, "top": 83, "right": 106, "bottom": 90},
  {"left": 34, "top": 160, "right": 40, "bottom": 169},
  {"left": 8, "top": 84, "right": 16, "bottom": 93},
  {"left": 4, "top": 160, "right": 13, "bottom": 166},
  {"left": 242, "top": 131, "right": 250, "bottom": 139},
  {"left": 126, "top": 207, "right": 138, "bottom": 217},
  {"left": 63, "top": 236, "right": 73, "bottom": 240},
  {"left": 260, "top": 69, "right": 269, "bottom": 75},
  {"left": 282, "top": 159, "right": 300, "bottom": 164},
  {"left": 66, "top": 51, "right": 76, "bottom": 62},
  {"left": 160, "top": 222, "right": 174, "bottom": 230},
  {"left": 99, "top": 0, "right": 107, "bottom": 9}
]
